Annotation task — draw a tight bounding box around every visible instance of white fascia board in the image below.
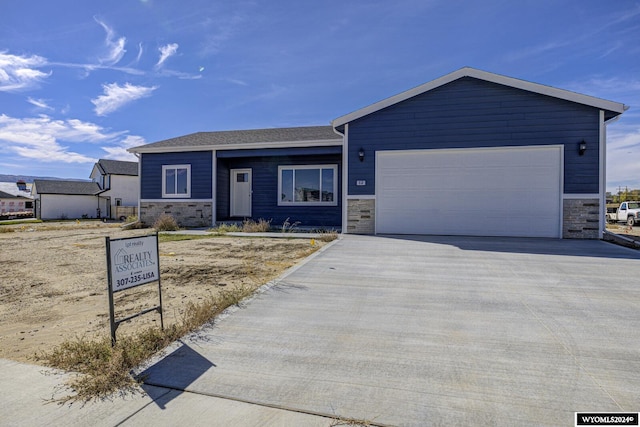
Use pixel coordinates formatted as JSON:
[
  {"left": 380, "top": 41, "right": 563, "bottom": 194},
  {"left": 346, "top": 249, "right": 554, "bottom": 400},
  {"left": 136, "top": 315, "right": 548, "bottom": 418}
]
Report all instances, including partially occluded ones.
[
  {"left": 332, "top": 67, "right": 628, "bottom": 127},
  {"left": 89, "top": 163, "right": 106, "bottom": 181},
  {"left": 128, "top": 138, "right": 343, "bottom": 154},
  {"left": 140, "top": 199, "right": 213, "bottom": 203}
]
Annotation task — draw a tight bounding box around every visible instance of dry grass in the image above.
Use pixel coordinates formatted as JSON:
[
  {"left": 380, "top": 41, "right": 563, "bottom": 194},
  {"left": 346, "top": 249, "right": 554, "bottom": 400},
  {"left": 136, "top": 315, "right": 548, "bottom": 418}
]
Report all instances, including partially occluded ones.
[
  {"left": 153, "top": 214, "right": 179, "bottom": 231},
  {"left": 281, "top": 217, "right": 300, "bottom": 233},
  {"left": 125, "top": 214, "right": 139, "bottom": 223},
  {"left": 208, "top": 223, "right": 242, "bottom": 234},
  {"left": 329, "top": 416, "right": 376, "bottom": 426},
  {"left": 242, "top": 218, "right": 272, "bottom": 232},
  {"left": 317, "top": 229, "right": 339, "bottom": 242},
  {"left": 35, "top": 285, "right": 253, "bottom": 402}
]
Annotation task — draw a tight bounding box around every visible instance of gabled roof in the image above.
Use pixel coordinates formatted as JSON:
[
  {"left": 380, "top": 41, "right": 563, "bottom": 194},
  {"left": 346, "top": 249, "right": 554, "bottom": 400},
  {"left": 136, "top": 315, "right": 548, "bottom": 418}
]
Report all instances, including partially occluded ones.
[
  {"left": 33, "top": 180, "right": 100, "bottom": 195},
  {"left": 0, "top": 190, "right": 29, "bottom": 199},
  {"left": 95, "top": 159, "right": 138, "bottom": 176},
  {"left": 129, "top": 126, "right": 341, "bottom": 154},
  {"left": 332, "top": 67, "right": 629, "bottom": 128}
]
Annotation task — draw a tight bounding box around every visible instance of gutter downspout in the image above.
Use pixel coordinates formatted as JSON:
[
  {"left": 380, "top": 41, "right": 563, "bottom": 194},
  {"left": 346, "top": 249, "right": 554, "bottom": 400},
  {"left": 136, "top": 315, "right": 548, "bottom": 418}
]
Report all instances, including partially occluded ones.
[{"left": 332, "top": 124, "right": 347, "bottom": 234}]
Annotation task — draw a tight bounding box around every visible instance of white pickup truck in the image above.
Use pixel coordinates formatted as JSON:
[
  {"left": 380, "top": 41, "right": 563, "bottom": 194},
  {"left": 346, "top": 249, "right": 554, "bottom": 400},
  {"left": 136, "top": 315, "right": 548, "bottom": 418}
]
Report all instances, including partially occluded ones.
[{"left": 607, "top": 201, "right": 640, "bottom": 226}]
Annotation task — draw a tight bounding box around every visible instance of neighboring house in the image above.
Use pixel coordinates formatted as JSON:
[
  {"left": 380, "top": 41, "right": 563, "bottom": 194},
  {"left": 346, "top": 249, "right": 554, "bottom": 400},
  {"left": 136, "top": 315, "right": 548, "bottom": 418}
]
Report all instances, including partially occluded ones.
[
  {"left": 0, "top": 190, "right": 33, "bottom": 217},
  {"left": 0, "top": 181, "right": 34, "bottom": 217},
  {"left": 30, "top": 159, "right": 138, "bottom": 221},
  {"left": 129, "top": 67, "right": 627, "bottom": 239},
  {"left": 90, "top": 159, "right": 139, "bottom": 219},
  {"left": 32, "top": 180, "right": 107, "bottom": 220}
]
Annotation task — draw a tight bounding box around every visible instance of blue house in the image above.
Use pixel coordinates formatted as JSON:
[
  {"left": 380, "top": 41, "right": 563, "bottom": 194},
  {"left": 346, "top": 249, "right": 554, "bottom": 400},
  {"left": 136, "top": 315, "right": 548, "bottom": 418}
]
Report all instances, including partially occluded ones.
[
  {"left": 130, "top": 67, "right": 627, "bottom": 239},
  {"left": 131, "top": 126, "right": 343, "bottom": 229}
]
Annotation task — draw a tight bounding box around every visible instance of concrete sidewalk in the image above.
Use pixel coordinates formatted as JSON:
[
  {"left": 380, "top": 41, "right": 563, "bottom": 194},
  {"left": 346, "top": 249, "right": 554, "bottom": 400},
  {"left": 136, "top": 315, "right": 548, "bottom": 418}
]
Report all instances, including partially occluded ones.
[
  {"left": 2, "top": 235, "right": 639, "bottom": 426},
  {"left": 0, "top": 359, "right": 334, "bottom": 427}
]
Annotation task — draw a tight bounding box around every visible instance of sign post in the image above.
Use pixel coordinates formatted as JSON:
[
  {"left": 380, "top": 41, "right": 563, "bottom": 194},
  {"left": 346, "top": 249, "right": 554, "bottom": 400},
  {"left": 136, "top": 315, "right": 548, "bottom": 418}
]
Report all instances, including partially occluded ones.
[{"left": 105, "top": 233, "right": 163, "bottom": 346}]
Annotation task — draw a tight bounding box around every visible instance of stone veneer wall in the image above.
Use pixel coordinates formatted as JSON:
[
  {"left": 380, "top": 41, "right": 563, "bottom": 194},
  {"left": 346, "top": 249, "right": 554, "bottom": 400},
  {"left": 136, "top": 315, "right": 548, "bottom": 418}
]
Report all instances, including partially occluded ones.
[
  {"left": 347, "top": 198, "right": 375, "bottom": 234},
  {"left": 562, "top": 198, "right": 600, "bottom": 239},
  {"left": 140, "top": 201, "right": 212, "bottom": 228}
]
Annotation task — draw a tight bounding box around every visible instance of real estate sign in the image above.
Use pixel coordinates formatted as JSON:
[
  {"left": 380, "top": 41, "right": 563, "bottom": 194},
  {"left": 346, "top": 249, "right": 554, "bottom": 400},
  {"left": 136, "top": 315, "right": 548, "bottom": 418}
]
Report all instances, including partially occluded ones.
[
  {"left": 107, "top": 234, "right": 160, "bottom": 292},
  {"left": 105, "top": 233, "right": 163, "bottom": 345}
]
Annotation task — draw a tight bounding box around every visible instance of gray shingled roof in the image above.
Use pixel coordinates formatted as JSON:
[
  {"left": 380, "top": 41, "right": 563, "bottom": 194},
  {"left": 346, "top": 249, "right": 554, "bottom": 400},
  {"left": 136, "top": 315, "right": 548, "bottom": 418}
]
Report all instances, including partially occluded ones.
[
  {"left": 96, "top": 159, "right": 138, "bottom": 176},
  {"left": 0, "top": 190, "right": 23, "bottom": 199},
  {"left": 34, "top": 180, "right": 100, "bottom": 195},
  {"left": 130, "top": 126, "right": 339, "bottom": 152}
]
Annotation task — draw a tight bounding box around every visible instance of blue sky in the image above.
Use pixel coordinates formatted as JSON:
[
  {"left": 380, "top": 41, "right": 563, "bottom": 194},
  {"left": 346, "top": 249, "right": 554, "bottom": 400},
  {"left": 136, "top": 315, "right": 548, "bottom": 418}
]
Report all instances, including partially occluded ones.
[{"left": 0, "top": 0, "right": 638, "bottom": 193}]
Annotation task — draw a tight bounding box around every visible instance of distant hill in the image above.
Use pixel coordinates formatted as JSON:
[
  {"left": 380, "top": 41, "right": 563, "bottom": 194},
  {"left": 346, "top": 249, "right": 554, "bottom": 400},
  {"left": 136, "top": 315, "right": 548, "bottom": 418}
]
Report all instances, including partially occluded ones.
[{"left": 0, "top": 174, "right": 89, "bottom": 183}]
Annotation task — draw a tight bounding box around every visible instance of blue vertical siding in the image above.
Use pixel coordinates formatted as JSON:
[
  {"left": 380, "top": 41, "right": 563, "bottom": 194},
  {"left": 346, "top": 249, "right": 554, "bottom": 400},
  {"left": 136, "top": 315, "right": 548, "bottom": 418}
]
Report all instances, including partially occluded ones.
[
  {"left": 216, "top": 153, "right": 342, "bottom": 227},
  {"left": 141, "top": 151, "right": 212, "bottom": 199},
  {"left": 346, "top": 77, "right": 601, "bottom": 195}
]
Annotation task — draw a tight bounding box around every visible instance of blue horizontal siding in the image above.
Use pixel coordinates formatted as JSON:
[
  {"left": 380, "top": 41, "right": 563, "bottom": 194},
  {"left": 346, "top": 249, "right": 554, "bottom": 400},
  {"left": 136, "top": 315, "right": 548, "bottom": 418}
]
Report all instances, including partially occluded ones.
[
  {"left": 141, "top": 151, "right": 212, "bottom": 199},
  {"left": 217, "top": 154, "right": 341, "bottom": 227},
  {"left": 347, "top": 77, "right": 600, "bottom": 195},
  {"left": 217, "top": 145, "right": 342, "bottom": 158}
]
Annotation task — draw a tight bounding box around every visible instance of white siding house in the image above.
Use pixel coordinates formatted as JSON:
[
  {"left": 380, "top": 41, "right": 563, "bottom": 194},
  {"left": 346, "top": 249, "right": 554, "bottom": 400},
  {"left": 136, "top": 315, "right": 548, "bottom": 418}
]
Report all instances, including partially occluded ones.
[
  {"left": 90, "top": 159, "right": 139, "bottom": 219},
  {"left": 31, "top": 160, "right": 138, "bottom": 221},
  {"left": 32, "top": 180, "right": 107, "bottom": 220}
]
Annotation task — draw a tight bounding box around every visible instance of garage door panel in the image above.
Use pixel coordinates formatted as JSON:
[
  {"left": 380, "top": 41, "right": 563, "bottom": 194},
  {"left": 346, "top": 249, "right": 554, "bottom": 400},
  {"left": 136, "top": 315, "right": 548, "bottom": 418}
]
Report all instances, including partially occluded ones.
[{"left": 376, "top": 146, "right": 562, "bottom": 238}]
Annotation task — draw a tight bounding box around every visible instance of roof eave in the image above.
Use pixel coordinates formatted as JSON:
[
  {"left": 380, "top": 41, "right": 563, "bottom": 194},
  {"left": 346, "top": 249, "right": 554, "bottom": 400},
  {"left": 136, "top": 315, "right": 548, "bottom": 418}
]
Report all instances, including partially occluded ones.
[
  {"left": 332, "top": 67, "right": 628, "bottom": 127},
  {"left": 128, "top": 138, "right": 344, "bottom": 154}
]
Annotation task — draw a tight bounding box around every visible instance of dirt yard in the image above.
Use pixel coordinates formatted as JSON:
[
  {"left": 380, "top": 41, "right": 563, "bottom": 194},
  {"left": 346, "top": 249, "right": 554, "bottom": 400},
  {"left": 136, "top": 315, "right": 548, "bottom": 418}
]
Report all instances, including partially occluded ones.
[
  {"left": 0, "top": 221, "right": 326, "bottom": 364},
  {"left": 606, "top": 223, "right": 640, "bottom": 239}
]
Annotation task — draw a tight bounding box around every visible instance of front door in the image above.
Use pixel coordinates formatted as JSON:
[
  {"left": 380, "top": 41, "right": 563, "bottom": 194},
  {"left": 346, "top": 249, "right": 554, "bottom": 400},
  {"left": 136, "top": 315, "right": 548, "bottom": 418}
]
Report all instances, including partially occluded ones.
[{"left": 230, "top": 169, "right": 252, "bottom": 217}]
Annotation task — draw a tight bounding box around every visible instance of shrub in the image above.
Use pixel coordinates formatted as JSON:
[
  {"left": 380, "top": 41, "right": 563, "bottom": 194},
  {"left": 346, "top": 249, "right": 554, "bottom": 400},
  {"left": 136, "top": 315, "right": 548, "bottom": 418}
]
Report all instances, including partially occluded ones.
[
  {"left": 153, "top": 214, "right": 179, "bottom": 231},
  {"left": 242, "top": 218, "right": 272, "bottom": 233},
  {"left": 125, "top": 215, "right": 138, "bottom": 223},
  {"left": 317, "top": 229, "right": 339, "bottom": 242},
  {"left": 281, "top": 217, "right": 300, "bottom": 233},
  {"left": 0, "top": 227, "right": 14, "bottom": 233}
]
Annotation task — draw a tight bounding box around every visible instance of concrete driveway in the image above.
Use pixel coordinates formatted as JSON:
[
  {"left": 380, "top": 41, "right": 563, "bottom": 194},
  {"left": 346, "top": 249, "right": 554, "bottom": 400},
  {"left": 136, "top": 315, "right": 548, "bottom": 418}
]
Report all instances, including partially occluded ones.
[{"left": 134, "top": 235, "right": 640, "bottom": 426}]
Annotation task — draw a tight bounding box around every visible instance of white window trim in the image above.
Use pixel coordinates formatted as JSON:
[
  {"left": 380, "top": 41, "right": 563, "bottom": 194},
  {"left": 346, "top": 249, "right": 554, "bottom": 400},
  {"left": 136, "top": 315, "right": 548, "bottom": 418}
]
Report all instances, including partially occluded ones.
[
  {"left": 162, "top": 164, "right": 191, "bottom": 198},
  {"left": 278, "top": 164, "right": 338, "bottom": 206}
]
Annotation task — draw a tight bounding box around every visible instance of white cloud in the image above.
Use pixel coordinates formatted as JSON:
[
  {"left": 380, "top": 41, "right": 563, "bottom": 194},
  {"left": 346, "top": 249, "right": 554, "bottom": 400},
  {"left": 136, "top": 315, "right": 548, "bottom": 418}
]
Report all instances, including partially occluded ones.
[
  {"left": 566, "top": 77, "right": 640, "bottom": 98},
  {"left": 135, "top": 43, "right": 144, "bottom": 63},
  {"left": 156, "top": 43, "right": 179, "bottom": 67},
  {"left": 0, "top": 51, "right": 50, "bottom": 92},
  {"left": 102, "top": 135, "right": 145, "bottom": 161},
  {"left": 91, "top": 82, "right": 158, "bottom": 116},
  {"left": 225, "top": 78, "right": 249, "bottom": 86},
  {"left": 27, "top": 97, "right": 54, "bottom": 110},
  {"left": 94, "top": 17, "right": 127, "bottom": 65},
  {"left": 49, "top": 60, "right": 145, "bottom": 76},
  {"left": 200, "top": 14, "right": 246, "bottom": 55},
  {"left": 0, "top": 114, "right": 120, "bottom": 164}
]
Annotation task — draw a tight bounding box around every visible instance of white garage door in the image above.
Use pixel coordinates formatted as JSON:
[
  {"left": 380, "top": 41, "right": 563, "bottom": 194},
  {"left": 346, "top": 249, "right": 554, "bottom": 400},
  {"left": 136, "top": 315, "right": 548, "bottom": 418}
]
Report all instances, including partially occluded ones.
[{"left": 376, "top": 146, "right": 562, "bottom": 237}]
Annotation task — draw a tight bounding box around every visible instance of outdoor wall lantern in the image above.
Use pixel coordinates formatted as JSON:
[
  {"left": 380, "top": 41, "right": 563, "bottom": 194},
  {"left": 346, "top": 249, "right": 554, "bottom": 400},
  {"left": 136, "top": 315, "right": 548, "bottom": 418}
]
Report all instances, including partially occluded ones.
[
  {"left": 358, "top": 148, "right": 365, "bottom": 162},
  {"left": 579, "top": 140, "right": 587, "bottom": 156}
]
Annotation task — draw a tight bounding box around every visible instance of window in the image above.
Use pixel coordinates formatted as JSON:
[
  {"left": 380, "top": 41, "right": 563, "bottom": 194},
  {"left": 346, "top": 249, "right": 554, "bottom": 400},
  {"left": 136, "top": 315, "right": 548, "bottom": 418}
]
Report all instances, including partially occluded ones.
[
  {"left": 115, "top": 198, "right": 122, "bottom": 206},
  {"left": 278, "top": 165, "right": 337, "bottom": 206},
  {"left": 162, "top": 165, "right": 191, "bottom": 198}
]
